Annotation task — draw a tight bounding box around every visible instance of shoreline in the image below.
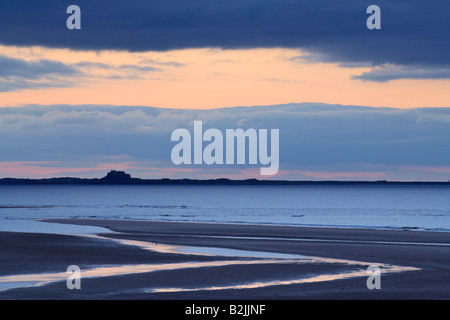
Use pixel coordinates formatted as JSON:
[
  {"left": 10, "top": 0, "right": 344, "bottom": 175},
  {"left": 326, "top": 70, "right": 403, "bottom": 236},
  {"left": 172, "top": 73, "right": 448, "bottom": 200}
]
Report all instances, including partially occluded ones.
[
  {"left": 1, "top": 219, "right": 449, "bottom": 299},
  {"left": 37, "top": 217, "right": 450, "bottom": 234},
  {"left": 42, "top": 218, "right": 450, "bottom": 246}
]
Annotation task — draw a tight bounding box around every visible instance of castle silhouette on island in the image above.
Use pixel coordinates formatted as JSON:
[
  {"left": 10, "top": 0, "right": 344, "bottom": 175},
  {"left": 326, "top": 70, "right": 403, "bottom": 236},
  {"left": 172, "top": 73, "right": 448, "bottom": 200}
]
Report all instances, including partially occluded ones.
[{"left": 102, "top": 170, "right": 132, "bottom": 182}]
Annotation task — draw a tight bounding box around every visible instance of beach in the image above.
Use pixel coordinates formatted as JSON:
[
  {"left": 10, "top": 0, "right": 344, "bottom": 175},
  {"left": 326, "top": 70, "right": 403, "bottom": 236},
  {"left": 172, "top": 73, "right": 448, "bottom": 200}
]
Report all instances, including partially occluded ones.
[{"left": 1, "top": 219, "right": 450, "bottom": 300}]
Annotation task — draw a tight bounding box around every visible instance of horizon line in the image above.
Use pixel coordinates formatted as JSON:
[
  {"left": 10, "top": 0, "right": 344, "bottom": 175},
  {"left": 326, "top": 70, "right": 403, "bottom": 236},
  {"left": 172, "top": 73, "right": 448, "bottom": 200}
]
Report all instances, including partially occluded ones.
[{"left": 1, "top": 170, "right": 450, "bottom": 185}]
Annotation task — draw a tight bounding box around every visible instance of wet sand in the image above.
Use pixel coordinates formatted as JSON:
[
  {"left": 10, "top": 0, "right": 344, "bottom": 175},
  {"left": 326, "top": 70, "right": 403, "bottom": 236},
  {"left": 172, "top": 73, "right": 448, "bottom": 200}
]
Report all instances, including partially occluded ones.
[{"left": 1, "top": 219, "right": 450, "bottom": 300}]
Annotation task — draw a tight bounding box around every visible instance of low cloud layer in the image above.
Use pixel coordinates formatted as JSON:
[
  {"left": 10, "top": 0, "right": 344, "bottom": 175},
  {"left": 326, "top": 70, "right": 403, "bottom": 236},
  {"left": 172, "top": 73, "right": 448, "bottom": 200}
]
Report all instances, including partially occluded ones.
[
  {"left": 0, "top": 55, "right": 76, "bottom": 79},
  {"left": 0, "top": 54, "right": 181, "bottom": 91},
  {"left": 353, "top": 64, "right": 450, "bottom": 82},
  {"left": 0, "top": 55, "right": 78, "bottom": 91},
  {"left": 1, "top": 103, "right": 450, "bottom": 180}
]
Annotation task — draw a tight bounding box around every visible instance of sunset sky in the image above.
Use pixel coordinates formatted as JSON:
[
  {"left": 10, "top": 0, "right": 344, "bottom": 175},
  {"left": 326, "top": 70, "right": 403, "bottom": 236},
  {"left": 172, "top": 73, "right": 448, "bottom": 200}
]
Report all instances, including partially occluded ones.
[{"left": 0, "top": 0, "right": 449, "bottom": 180}]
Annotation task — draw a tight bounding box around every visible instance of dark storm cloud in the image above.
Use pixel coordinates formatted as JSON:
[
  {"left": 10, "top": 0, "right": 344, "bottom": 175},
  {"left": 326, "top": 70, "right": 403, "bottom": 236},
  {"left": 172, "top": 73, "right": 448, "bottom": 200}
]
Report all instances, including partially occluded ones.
[{"left": 0, "top": 0, "right": 448, "bottom": 69}]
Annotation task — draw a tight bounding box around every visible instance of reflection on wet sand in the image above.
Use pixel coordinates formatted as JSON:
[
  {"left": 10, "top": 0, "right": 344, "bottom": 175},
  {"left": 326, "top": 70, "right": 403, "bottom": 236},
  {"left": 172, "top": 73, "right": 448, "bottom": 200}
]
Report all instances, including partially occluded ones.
[
  {"left": 0, "top": 259, "right": 309, "bottom": 291},
  {"left": 149, "top": 265, "right": 418, "bottom": 293},
  {"left": 0, "top": 234, "right": 420, "bottom": 293}
]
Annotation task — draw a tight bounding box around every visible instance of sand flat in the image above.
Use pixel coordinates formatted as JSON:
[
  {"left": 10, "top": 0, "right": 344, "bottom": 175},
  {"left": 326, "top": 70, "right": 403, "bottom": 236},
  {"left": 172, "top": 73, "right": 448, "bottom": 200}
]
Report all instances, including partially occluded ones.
[{"left": 0, "top": 219, "right": 449, "bottom": 299}]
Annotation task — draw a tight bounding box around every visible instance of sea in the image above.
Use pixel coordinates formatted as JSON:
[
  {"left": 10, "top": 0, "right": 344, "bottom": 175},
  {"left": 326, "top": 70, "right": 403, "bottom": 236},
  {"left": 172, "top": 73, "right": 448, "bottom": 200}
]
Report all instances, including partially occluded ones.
[{"left": 1, "top": 184, "right": 450, "bottom": 235}]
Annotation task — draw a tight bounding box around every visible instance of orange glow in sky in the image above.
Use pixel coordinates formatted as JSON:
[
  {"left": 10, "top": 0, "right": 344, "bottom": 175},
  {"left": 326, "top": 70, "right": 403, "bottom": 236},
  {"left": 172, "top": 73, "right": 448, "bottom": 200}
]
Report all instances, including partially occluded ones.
[{"left": 1, "top": 46, "right": 449, "bottom": 109}]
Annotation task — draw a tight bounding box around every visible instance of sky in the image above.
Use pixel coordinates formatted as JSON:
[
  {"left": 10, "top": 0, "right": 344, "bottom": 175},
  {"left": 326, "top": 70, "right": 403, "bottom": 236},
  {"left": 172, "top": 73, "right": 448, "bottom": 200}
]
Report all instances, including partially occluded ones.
[{"left": 0, "top": 0, "right": 449, "bottom": 181}]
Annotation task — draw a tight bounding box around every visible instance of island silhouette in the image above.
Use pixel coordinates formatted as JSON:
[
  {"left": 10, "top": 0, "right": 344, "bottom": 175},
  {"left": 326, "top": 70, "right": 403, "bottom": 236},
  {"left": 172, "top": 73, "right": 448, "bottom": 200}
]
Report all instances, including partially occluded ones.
[{"left": 0, "top": 170, "right": 449, "bottom": 185}]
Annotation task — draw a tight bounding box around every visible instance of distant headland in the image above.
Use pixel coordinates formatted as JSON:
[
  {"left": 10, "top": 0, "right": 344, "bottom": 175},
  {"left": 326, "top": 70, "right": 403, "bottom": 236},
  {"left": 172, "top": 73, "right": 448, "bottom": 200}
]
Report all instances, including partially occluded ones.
[{"left": 0, "top": 170, "right": 449, "bottom": 186}]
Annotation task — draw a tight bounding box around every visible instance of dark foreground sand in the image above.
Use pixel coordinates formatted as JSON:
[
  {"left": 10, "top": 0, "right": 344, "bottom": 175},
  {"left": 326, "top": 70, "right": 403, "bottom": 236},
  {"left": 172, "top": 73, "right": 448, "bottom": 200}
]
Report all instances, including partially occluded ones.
[{"left": 1, "top": 219, "right": 450, "bottom": 300}]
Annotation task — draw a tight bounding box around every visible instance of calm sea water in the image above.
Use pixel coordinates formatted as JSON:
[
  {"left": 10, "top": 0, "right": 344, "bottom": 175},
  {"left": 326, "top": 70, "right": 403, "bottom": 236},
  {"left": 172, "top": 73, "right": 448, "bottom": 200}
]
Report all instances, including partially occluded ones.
[{"left": 1, "top": 185, "right": 450, "bottom": 234}]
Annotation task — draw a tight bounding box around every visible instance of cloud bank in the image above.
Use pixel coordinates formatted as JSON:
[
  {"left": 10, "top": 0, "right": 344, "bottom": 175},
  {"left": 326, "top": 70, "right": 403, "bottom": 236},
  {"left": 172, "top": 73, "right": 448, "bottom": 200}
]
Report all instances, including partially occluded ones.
[
  {"left": 1, "top": 103, "right": 450, "bottom": 180},
  {"left": 0, "top": 53, "right": 182, "bottom": 91},
  {"left": 0, "top": 0, "right": 448, "bottom": 74},
  {"left": 0, "top": 55, "right": 78, "bottom": 91},
  {"left": 353, "top": 64, "right": 450, "bottom": 82}
]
